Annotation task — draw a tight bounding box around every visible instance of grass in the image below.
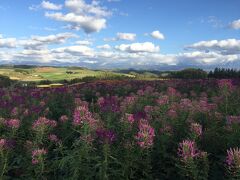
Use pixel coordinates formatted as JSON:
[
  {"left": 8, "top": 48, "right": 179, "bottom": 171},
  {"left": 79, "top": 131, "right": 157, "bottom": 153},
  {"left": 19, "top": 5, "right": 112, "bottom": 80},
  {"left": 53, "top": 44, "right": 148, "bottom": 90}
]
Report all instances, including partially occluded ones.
[{"left": 0, "top": 66, "right": 132, "bottom": 82}]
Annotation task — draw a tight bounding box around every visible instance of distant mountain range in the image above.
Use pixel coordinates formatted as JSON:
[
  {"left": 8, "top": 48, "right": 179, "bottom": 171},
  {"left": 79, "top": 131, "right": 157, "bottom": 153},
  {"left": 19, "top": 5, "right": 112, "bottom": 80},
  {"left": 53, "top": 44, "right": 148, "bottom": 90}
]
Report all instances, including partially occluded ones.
[{"left": 1, "top": 59, "right": 240, "bottom": 71}]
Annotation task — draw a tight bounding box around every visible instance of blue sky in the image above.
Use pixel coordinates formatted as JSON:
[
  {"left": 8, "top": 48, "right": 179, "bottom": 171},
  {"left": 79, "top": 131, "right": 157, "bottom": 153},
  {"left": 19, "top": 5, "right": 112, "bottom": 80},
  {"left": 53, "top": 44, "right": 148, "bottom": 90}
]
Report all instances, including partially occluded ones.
[{"left": 0, "top": 0, "right": 240, "bottom": 69}]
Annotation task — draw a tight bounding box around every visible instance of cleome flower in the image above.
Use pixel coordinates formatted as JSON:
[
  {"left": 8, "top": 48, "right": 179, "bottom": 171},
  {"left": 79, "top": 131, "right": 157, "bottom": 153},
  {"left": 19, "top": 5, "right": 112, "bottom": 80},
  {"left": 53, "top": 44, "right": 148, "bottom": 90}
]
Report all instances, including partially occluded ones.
[
  {"left": 32, "top": 117, "right": 57, "bottom": 131},
  {"left": 178, "top": 140, "right": 199, "bottom": 161},
  {"left": 135, "top": 119, "right": 155, "bottom": 149},
  {"left": 226, "top": 147, "right": 240, "bottom": 169},
  {"left": 31, "top": 148, "right": 47, "bottom": 165},
  {"left": 5, "top": 119, "right": 20, "bottom": 129}
]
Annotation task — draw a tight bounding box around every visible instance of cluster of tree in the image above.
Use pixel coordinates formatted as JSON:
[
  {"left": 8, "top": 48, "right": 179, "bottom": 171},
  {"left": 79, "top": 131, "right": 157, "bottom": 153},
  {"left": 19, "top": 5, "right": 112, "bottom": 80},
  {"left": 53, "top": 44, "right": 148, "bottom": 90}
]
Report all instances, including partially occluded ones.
[
  {"left": 170, "top": 68, "right": 208, "bottom": 79},
  {"left": 0, "top": 75, "right": 15, "bottom": 87},
  {"left": 208, "top": 68, "right": 240, "bottom": 78}
]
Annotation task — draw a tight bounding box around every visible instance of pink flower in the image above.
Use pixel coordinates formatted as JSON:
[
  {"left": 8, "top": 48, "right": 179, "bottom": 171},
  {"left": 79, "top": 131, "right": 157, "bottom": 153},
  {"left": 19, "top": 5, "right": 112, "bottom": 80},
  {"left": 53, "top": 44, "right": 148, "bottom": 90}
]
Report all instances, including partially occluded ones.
[
  {"left": 0, "top": 139, "right": 7, "bottom": 150},
  {"left": 5, "top": 119, "right": 20, "bottom": 129},
  {"left": 48, "top": 134, "right": 59, "bottom": 143},
  {"left": 226, "top": 147, "right": 240, "bottom": 168},
  {"left": 226, "top": 116, "right": 240, "bottom": 125},
  {"left": 73, "top": 106, "right": 97, "bottom": 130},
  {"left": 167, "top": 109, "right": 177, "bottom": 118},
  {"left": 32, "top": 117, "right": 57, "bottom": 131},
  {"left": 178, "top": 140, "right": 199, "bottom": 161},
  {"left": 32, "top": 148, "right": 47, "bottom": 165},
  {"left": 218, "top": 79, "right": 234, "bottom": 91},
  {"left": 156, "top": 95, "right": 169, "bottom": 105},
  {"left": 59, "top": 115, "right": 68, "bottom": 123},
  {"left": 126, "top": 114, "right": 135, "bottom": 124},
  {"left": 135, "top": 119, "right": 155, "bottom": 149},
  {"left": 190, "top": 123, "right": 202, "bottom": 137},
  {"left": 11, "top": 107, "right": 18, "bottom": 117},
  {"left": 167, "top": 87, "right": 177, "bottom": 97}
]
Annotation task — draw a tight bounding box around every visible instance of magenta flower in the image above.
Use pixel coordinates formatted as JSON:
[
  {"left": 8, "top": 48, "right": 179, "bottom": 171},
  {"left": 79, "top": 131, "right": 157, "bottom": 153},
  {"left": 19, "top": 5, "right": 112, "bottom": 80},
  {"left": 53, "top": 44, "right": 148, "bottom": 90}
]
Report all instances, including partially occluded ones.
[
  {"left": 167, "top": 87, "right": 177, "bottom": 97},
  {"left": 156, "top": 95, "right": 169, "bottom": 105},
  {"left": 59, "top": 115, "right": 68, "bottom": 123},
  {"left": 11, "top": 107, "right": 18, "bottom": 117},
  {"left": 48, "top": 134, "right": 59, "bottom": 143},
  {"left": 135, "top": 119, "right": 155, "bottom": 149},
  {"left": 226, "top": 148, "right": 240, "bottom": 168},
  {"left": 31, "top": 148, "right": 47, "bottom": 165},
  {"left": 96, "top": 128, "right": 116, "bottom": 144},
  {"left": 167, "top": 109, "right": 177, "bottom": 118},
  {"left": 226, "top": 116, "right": 240, "bottom": 125},
  {"left": 32, "top": 117, "right": 57, "bottom": 131},
  {"left": 218, "top": 79, "right": 234, "bottom": 91},
  {"left": 0, "top": 139, "right": 7, "bottom": 150},
  {"left": 73, "top": 106, "right": 97, "bottom": 130},
  {"left": 178, "top": 140, "right": 199, "bottom": 161},
  {"left": 5, "top": 119, "right": 20, "bottom": 129},
  {"left": 190, "top": 123, "right": 202, "bottom": 137},
  {"left": 126, "top": 114, "right": 135, "bottom": 124}
]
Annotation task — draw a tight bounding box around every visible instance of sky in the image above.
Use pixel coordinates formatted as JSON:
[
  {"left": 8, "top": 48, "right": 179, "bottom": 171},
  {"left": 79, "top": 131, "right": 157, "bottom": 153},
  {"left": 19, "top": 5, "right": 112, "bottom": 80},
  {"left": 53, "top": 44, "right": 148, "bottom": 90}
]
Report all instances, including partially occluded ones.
[{"left": 0, "top": 0, "right": 240, "bottom": 69}]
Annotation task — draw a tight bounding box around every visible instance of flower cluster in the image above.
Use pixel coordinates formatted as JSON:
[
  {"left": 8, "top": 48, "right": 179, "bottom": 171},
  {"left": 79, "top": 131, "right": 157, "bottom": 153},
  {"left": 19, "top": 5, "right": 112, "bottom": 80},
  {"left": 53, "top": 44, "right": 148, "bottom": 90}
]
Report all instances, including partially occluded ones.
[
  {"left": 96, "top": 128, "right": 116, "bottom": 144},
  {"left": 135, "top": 119, "right": 155, "bottom": 149},
  {"left": 32, "top": 148, "right": 47, "bottom": 165},
  {"left": 5, "top": 119, "right": 20, "bottom": 129},
  {"left": 190, "top": 123, "right": 202, "bottom": 138},
  {"left": 73, "top": 106, "right": 97, "bottom": 130},
  {"left": 32, "top": 117, "right": 57, "bottom": 131},
  {"left": 178, "top": 140, "right": 199, "bottom": 161},
  {"left": 218, "top": 79, "right": 234, "bottom": 91},
  {"left": 0, "top": 139, "right": 7, "bottom": 150},
  {"left": 226, "top": 148, "right": 240, "bottom": 169},
  {"left": 226, "top": 116, "right": 240, "bottom": 125}
]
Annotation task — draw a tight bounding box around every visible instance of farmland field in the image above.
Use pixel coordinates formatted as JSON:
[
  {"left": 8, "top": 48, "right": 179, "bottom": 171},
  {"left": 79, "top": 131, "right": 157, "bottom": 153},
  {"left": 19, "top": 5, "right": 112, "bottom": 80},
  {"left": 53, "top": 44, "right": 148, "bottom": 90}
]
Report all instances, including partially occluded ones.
[
  {"left": 0, "top": 66, "right": 132, "bottom": 82},
  {"left": 1, "top": 79, "right": 240, "bottom": 179}
]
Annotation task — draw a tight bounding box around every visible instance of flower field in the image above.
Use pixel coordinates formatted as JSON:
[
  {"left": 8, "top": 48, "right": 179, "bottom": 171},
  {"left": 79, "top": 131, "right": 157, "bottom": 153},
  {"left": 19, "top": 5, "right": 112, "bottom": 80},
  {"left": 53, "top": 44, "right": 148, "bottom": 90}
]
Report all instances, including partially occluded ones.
[{"left": 1, "top": 79, "right": 240, "bottom": 179}]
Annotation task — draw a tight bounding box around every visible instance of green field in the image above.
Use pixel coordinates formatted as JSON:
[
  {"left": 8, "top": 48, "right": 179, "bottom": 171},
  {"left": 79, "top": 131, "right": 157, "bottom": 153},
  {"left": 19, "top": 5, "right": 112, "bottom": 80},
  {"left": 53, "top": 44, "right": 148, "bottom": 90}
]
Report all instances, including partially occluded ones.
[{"left": 0, "top": 66, "right": 133, "bottom": 82}]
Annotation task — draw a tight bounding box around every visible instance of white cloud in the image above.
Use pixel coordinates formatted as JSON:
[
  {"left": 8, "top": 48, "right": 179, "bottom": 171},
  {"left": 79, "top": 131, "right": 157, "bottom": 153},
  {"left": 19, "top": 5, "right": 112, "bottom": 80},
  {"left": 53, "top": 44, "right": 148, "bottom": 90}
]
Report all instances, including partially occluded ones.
[
  {"left": 44, "top": 0, "right": 111, "bottom": 33},
  {"left": 97, "top": 44, "right": 111, "bottom": 49},
  {"left": 53, "top": 45, "right": 94, "bottom": 57},
  {"left": 41, "top": 1, "right": 62, "bottom": 10},
  {"left": 65, "top": 0, "right": 111, "bottom": 17},
  {"left": 19, "top": 32, "right": 77, "bottom": 50},
  {"left": 107, "top": 0, "right": 121, "bottom": 2},
  {"left": 117, "top": 33, "right": 136, "bottom": 41},
  {"left": 230, "top": 19, "right": 240, "bottom": 30},
  {"left": 1, "top": 33, "right": 77, "bottom": 50},
  {"left": 0, "top": 35, "right": 17, "bottom": 48},
  {"left": 186, "top": 39, "right": 240, "bottom": 55},
  {"left": 150, "top": 30, "right": 165, "bottom": 40},
  {"left": 115, "top": 42, "right": 160, "bottom": 53},
  {"left": 46, "top": 12, "right": 107, "bottom": 33},
  {"left": 75, "top": 40, "right": 92, "bottom": 46}
]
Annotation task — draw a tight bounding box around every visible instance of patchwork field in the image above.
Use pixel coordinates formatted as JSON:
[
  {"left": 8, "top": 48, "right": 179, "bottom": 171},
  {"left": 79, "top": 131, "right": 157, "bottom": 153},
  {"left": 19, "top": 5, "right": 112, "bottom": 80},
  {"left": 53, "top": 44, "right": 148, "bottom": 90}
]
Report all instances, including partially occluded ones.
[{"left": 0, "top": 66, "right": 132, "bottom": 82}]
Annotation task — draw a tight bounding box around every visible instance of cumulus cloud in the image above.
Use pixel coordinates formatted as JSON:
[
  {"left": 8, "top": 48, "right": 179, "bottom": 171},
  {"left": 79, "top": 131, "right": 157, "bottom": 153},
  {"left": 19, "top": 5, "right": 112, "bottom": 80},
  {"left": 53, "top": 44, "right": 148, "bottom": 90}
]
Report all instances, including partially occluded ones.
[
  {"left": 186, "top": 39, "right": 240, "bottom": 55},
  {"left": 19, "top": 32, "right": 77, "bottom": 50},
  {"left": 1, "top": 33, "right": 77, "bottom": 50},
  {"left": 41, "top": 1, "right": 62, "bottom": 10},
  {"left": 45, "top": 0, "right": 111, "bottom": 33},
  {"left": 116, "top": 33, "right": 136, "bottom": 41},
  {"left": 0, "top": 35, "right": 17, "bottom": 48},
  {"left": 97, "top": 44, "right": 111, "bottom": 49},
  {"left": 104, "top": 33, "right": 136, "bottom": 42},
  {"left": 115, "top": 42, "right": 160, "bottom": 53},
  {"left": 230, "top": 19, "right": 240, "bottom": 30},
  {"left": 75, "top": 40, "right": 92, "bottom": 46},
  {"left": 53, "top": 45, "right": 94, "bottom": 57},
  {"left": 46, "top": 12, "right": 107, "bottom": 33},
  {"left": 150, "top": 30, "right": 165, "bottom": 40},
  {"left": 65, "top": 0, "right": 111, "bottom": 17}
]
